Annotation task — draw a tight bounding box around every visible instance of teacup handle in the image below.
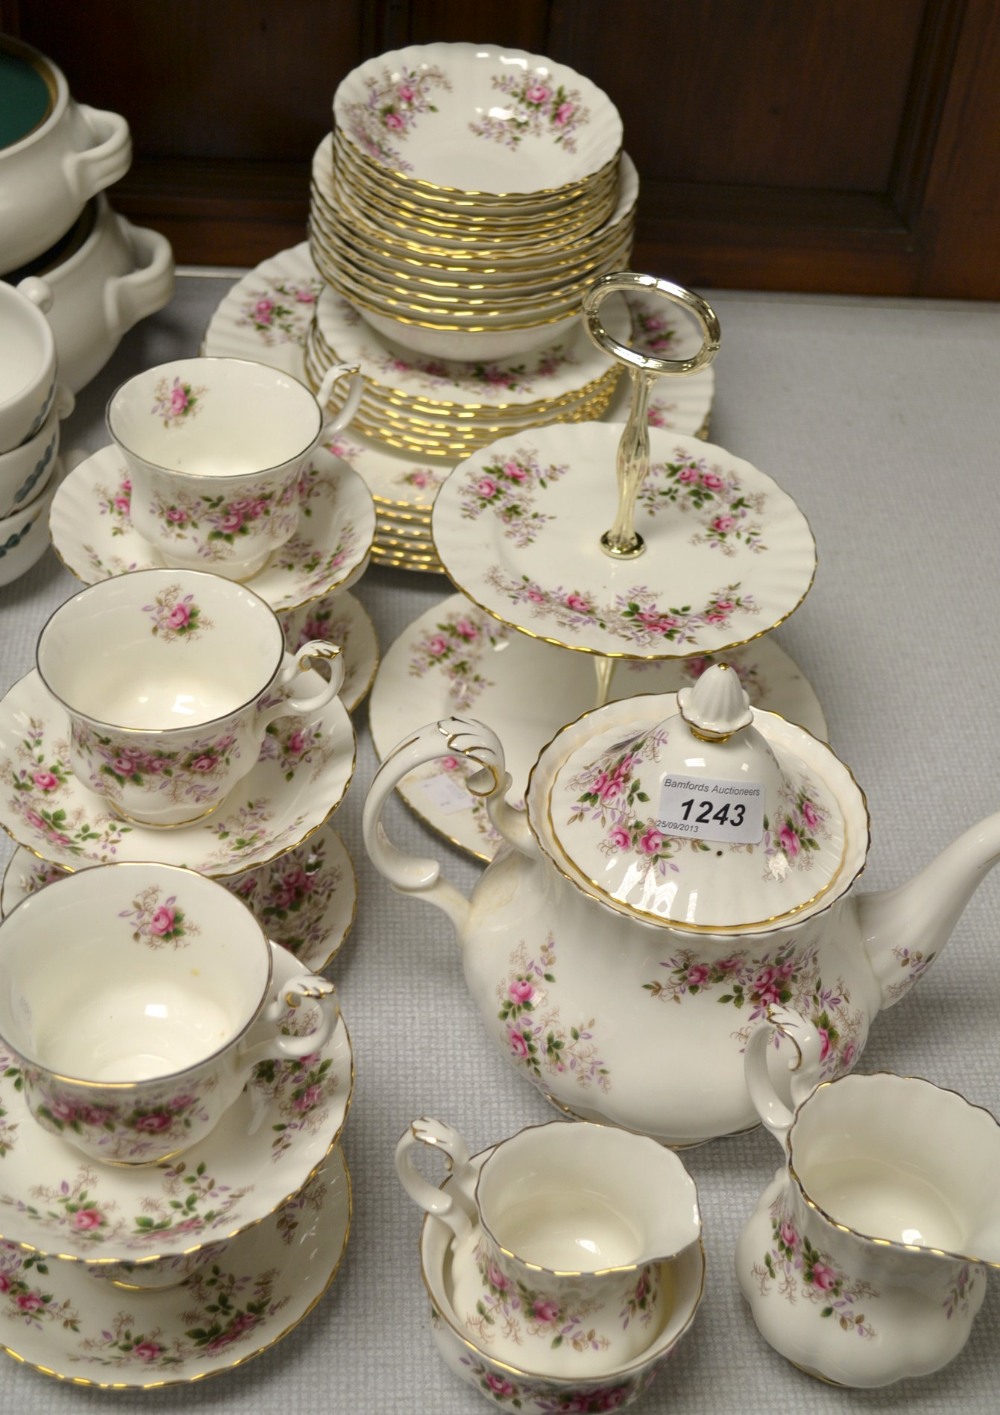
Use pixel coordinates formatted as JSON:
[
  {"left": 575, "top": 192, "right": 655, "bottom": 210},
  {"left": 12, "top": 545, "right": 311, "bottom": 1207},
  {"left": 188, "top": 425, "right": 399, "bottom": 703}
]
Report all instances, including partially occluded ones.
[
  {"left": 258, "top": 640, "right": 345, "bottom": 725},
  {"left": 240, "top": 973, "right": 339, "bottom": 1069},
  {"left": 396, "top": 1116, "right": 479, "bottom": 1243},
  {"left": 317, "top": 360, "right": 365, "bottom": 437},
  {"left": 744, "top": 1005, "right": 824, "bottom": 1147}
]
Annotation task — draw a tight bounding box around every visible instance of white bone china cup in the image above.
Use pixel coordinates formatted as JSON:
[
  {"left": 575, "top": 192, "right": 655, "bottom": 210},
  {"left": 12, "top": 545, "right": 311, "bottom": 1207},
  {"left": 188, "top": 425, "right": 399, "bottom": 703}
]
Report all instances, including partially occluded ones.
[
  {"left": 35, "top": 568, "right": 344, "bottom": 827},
  {"left": 106, "top": 355, "right": 364, "bottom": 580},
  {"left": 0, "top": 861, "right": 339, "bottom": 1165}
]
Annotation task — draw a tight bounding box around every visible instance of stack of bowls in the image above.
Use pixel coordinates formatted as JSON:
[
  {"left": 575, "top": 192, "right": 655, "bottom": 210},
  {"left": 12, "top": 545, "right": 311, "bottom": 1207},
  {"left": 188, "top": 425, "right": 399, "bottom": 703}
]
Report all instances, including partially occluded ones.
[
  {"left": 0, "top": 282, "right": 73, "bottom": 585},
  {"left": 0, "top": 35, "right": 174, "bottom": 394},
  {"left": 304, "top": 42, "right": 637, "bottom": 571},
  {"left": 310, "top": 42, "right": 630, "bottom": 363}
]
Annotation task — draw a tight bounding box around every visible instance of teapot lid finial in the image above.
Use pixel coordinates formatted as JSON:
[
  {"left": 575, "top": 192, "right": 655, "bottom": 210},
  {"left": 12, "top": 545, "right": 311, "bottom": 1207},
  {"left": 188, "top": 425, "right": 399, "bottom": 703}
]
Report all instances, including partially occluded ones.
[
  {"left": 677, "top": 663, "right": 753, "bottom": 740},
  {"left": 528, "top": 669, "right": 864, "bottom": 933}
]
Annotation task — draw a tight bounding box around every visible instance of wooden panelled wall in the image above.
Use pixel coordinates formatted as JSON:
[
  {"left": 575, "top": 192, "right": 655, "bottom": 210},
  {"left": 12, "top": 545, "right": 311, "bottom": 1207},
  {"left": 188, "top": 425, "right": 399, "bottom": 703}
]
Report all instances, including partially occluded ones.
[{"left": 3, "top": 0, "right": 999, "bottom": 296}]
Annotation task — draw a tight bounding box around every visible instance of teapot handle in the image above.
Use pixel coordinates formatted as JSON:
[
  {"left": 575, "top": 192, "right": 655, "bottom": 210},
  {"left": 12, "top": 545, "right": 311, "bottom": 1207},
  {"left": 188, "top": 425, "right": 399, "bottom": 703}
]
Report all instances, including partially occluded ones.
[
  {"left": 396, "top": 1115, "right": 479, "bottom": 1243},
  {"left": 363, "top": 716, "right": 526, "bottom": 934},
  {"left": 744, "top": 1005, "right": 824, "bottom": 1147}
]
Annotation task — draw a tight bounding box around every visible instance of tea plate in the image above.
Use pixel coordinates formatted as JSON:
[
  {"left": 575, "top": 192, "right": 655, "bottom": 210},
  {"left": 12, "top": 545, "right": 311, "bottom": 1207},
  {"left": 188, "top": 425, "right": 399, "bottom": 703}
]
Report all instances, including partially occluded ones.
[
  {"left": 0, "top": 938, "right": 352, "bottom": 1268},
  {"left": 369, "top": 592, "right": 828, "bottom": 861},
  {"left": 2, "top": 823, "right": 357, "bottom": 971},
  {"left": 201, "top": 244, "right": 714, "bottom": 513},
  {"left": 49, "top": 440, "right": 376, "bottom": 613},
  {"left": 0, "top": 669, "right": 356, "bottom": 877},
  {"left": 0, "top": 1144, "right": 350, "bottom": 1388},
  {"left": 432, "top": 426, "right": 816, "bottom": 659}
]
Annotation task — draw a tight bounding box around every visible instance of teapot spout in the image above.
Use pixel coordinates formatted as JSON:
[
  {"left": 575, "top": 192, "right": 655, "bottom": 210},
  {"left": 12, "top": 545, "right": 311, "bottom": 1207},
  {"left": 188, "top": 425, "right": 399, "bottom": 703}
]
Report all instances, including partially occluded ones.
[{"left": 857, "top": 811, "right": 1000, "bottom": 1009}]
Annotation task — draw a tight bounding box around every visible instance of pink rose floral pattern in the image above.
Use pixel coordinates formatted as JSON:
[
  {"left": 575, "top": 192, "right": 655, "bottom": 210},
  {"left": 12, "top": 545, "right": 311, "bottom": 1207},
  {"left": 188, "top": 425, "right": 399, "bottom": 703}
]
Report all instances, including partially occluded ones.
[
  {"left": 626, "top": 297, "right": 679, "bottom": 357},
  {"left": 238, "top": 279, "right": 321, "bottom": 345},
  {"left": 146, "top": 475, "right": 300, "bottom": 561},
  {"left": 76, "top": 1263, "right": 286, "bottom": 1368},
  {"left": 343, "top": 64, "right": 452, "bottom": 170},
  {"left": 251, "top": 994, "right": 342, "bottom": 1160},
  {"left": 409, "top": 608, "right": 509, "bottom": 711},
  {"left": 460, "top": 449, "right": 569, "bottom": 548},
  {"left": 643, "top": 939, "right": 865, "bottom": 1080},
  {"left": 231, "top": 833, "right": 345, "bottom": 962},
  {"left": 483, "top": 569, "right": 757, "bottom": 650},
  {"left": 118, "top": 884, "right": 197, "bottom": 948},
  {"left": 750, "top": 1197, "right": 879, "bottom": 1338},
  {"left": 71, "top": 719, "right": 243, "bottom": 816},
  {"left": 4, "top": 718, "right": 132, "bottom": 860},
  {"left": 470, "top": 72, "right": 590, "bottom": 152},
  {"left": 567, "top": 727, "right": 830, "bottom": 889},
  {"left": 397, "top": 464, "right": 447, "bottom": 494},
  {"left": 151, "top": 376, "right": 206, "bottom": 427},
  {"left": 465, "top": 1236, "right": 656, "bottom": 1358},
  {"left": 142, "top": 584, "right": 210, "bottom": 639},
  {"left": 258, "top": 716, "right": 331, "bottom": 783},
  {"left": 448, "top": 1330, "right": 648, "bottom": 1412},
  {"left": 637, "top": 450, "right": 768, "bottom": 556},
  {"left": 26, "top": 1069, "right": 216, "bottom": 1164},
  {"left": 364, "top": 338, "right": 576, "bottom": 399},
  {"left": 497, "top": 935, "right": 611, "bottom": 1094},
  {"left": 0, "top": 1245, "right": 80, "bottom": 1332},
  {"left": 96, "top": 470, "right": 132, "bottom": 535}
]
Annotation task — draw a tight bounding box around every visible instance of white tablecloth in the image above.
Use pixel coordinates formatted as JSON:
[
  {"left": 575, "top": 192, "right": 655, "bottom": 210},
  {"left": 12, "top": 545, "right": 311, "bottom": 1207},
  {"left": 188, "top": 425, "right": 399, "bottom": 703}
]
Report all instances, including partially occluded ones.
[{"left": 1, "top": 269, "right": 999, "bottom": 1413}]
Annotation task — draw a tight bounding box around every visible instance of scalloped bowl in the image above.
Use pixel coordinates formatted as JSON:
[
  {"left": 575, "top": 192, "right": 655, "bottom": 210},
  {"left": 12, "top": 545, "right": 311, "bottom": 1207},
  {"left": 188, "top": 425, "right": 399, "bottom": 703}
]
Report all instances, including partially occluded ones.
[{"left": 333, "top": 41, "right": 622, "bottom": 197}]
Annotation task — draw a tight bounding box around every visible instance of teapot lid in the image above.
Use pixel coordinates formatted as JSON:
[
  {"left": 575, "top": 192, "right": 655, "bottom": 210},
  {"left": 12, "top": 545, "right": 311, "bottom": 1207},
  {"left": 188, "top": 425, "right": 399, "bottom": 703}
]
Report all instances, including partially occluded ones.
[{"left": 527, "top": 664, "right": 868, "bottom": 932}]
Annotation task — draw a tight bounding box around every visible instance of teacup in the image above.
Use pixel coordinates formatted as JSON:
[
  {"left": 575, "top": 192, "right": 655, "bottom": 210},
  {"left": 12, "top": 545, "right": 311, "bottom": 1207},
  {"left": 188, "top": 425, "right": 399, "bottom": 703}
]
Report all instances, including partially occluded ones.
[
  {"left": 106, "top": 355, "right": 364, "bottom": 580},
  {"left": 397, "top": 1116, "right": 701, "bottom": 1378},
  {"left": 0, "top": 861, "right": 339, "bottom": 1166},
  {"left": 0, "top": 383, "right": 73, "bottom": 517},
  {"left": 36, "top": 567, "right": 344, "bottom": 828},
  {"left": 0, "top": 280, "right": 58, "bottom": 452}
]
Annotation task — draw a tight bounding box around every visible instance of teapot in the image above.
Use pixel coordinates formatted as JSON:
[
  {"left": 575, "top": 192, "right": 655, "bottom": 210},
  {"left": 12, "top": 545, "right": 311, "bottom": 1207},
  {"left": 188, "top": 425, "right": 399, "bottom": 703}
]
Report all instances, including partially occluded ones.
[
  {"left": 736, "top": 1006, "right": 1000, "bottom": 1386},
  {"left": 364, "top": 664, "right": 1000, "bottom": 1146}
]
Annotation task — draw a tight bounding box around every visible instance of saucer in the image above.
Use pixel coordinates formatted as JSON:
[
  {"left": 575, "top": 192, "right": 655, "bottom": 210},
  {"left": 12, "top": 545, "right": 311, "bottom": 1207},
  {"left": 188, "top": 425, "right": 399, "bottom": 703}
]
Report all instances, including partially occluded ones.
[
  {"left": 0, "top": 1143, "right": 350, "bottom": 1388},
  {"left": 0, "top": 669, "right": 356, "bottom": 877},
  {"left": 49, "top": 441, "right": 377, "bottom": 614},
  {"left": 281, "top": 588, "right": 379, "bottom": 713},
  {"left": 369, "top": 592, "right": 828, "bottom": 861},
  {"left": 2, "top": 822, "right": 357, "bottom": 971},
  {"left": 0, "top": 938, "right": 353, "bottom": 1269},
  {"left": 201, "top": 244, "right": 714, "bottom": 515},
  {"left": 432, "top": 426, "right": 816, "bottom": 659}
]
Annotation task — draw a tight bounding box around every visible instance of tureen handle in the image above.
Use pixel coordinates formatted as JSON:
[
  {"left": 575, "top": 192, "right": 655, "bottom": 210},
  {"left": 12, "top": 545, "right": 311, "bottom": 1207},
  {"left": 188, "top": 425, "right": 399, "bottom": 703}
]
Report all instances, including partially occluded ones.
[
  {"left": 396, "top": 1116, "right": 479, "bottom": 1244},
  {"left": 363, "top": 716, "right": 533, "bottom": 934},
  {"left": 744, "top": 1005, "right": 824, "bottom": 1148}
]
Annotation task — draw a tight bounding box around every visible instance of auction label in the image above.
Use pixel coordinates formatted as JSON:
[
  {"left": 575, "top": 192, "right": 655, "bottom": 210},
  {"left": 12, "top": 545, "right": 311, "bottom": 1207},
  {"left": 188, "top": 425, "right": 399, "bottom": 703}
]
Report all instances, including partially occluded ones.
[{"left": 657, "top": 773, "right": 765, "bottom": 845}]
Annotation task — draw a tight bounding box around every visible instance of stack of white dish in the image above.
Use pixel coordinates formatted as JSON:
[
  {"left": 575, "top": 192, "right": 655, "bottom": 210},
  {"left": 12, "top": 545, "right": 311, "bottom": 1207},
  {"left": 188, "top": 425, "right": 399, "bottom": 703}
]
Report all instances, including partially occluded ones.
[
  {"left": 298, "top": 41, "right": 640, "bottom": 571},
  {"left": 310, "top": 42, "right": 631, "bottom": 363},
  {"left": 0, "top": 34, "right": 174, "bottom": 393},
  {"left": 0, "top": 859, "right": 355, "bottom": 1388},
  {"left": 0, "top": 282, "right": 74, "bottom": 585}
]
